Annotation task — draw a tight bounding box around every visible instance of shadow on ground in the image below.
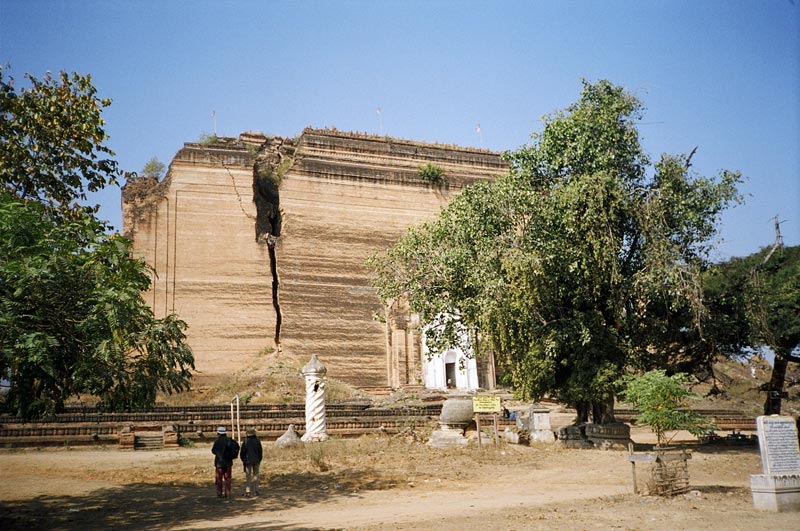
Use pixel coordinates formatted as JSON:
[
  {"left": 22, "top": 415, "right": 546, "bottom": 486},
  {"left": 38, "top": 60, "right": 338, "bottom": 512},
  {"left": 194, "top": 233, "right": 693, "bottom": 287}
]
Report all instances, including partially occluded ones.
[
  {"left": 691, "top": 485, "right": 743, "bottom": 494},
  {"left": 630, "top": 442, "right": 760, "bottom": 454},
  {"left": 0, "top": 470, "right": 399, "bottom": 531}
]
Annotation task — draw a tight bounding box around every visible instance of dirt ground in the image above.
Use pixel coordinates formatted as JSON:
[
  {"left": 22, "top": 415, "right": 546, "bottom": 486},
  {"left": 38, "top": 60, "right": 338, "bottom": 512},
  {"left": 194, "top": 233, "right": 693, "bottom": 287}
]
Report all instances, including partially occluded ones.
[{"left": 0, "top": 427, "right": 797, "bottom": 531}]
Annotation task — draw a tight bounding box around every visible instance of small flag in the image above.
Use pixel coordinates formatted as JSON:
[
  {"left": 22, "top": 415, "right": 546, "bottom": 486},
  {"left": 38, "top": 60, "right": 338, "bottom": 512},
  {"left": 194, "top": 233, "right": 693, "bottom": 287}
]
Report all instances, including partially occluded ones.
[
  {"left": 475, "top": 123, "right": 481, "bottom": 133},
  {"left": 376, "top": 107, "right": 382, "bottom": 116}
]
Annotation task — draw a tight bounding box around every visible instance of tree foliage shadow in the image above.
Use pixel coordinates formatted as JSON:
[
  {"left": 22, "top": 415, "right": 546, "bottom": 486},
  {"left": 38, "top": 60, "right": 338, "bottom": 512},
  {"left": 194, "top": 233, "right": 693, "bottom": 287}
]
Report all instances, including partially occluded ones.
[
  {"left": 691, "top": 485, "right": 745, "bottom": 495},
  {"left": 629, "top": 441, "right": 760, "bottom": 455},
  {"left": 0, "top": 470, "right": 399, "bottom": 531},
  {"left": 690, "top": 443, "right": 759, "bottom": 455}
]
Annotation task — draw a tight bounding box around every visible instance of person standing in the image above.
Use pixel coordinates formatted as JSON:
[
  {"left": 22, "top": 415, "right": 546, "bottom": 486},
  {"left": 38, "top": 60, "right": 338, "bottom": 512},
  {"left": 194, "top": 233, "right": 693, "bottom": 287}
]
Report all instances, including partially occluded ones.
[
  {"left": 240, "top": 426, "right": 264, "bottom": 497},
  {"left": 211, "top": 426, "right": 240, "bottom": 498}
]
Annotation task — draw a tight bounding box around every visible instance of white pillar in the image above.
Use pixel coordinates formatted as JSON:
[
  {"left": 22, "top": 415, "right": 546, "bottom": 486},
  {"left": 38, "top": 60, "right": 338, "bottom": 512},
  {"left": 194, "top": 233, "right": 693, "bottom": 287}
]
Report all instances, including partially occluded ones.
[{"left": 301, "top": 354, "right": 329, "bottom": 442}]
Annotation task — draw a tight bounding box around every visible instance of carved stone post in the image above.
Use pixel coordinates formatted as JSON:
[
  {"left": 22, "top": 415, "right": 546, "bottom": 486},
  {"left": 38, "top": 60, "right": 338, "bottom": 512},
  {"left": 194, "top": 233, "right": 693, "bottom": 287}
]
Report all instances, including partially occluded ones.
[{"left": 301, "top": 354, "right": 329, "bottom": 442}]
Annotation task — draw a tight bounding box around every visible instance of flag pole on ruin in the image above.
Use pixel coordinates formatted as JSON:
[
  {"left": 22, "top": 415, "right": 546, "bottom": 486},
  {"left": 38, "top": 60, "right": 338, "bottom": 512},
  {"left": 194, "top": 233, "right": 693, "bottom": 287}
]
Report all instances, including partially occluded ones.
[
  {"left": 476, "top": 123, "right": 482, "bottom": 148},
  {"left": 377, "top": 107, "right": 383, "bottom": 136},
  {"left": 212, "top": 110, "right": 217, "bottom": 137}
]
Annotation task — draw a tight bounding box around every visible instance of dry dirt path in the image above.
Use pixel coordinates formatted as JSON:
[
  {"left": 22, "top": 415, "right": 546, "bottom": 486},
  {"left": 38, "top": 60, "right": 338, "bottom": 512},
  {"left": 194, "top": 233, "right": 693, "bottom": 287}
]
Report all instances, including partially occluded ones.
[
  {"left": 175, "top": 455, "right": 630, "bottom": 530},
  {"left": 1, "top": 434, "right": 798, "bottom": 531}
]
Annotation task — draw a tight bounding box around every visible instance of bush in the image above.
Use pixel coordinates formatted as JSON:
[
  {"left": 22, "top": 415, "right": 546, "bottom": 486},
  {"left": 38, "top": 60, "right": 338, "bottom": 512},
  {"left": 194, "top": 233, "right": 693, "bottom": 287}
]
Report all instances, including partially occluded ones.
[
  {"left": 198, "top": 132, "right": 218, "bottom": 145},
  {"left": 417, "top": 163, "right": 444, "bottom": 184},
  {"left": 141, "top": 157, "right": 165, "bottom": 179},
  {"left": 306, "top": 443, "right": 329, "bottom": 471},
  {"left": 620, "top": 370, "right": 715, "bottom": 447}
]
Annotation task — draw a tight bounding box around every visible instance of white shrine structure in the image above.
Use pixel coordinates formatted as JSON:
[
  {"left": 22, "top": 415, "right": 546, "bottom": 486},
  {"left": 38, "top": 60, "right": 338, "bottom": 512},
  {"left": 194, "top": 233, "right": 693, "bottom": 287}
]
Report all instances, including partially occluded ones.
[{"left": 421, "top": 322, "right": 481, "bottom": 391}]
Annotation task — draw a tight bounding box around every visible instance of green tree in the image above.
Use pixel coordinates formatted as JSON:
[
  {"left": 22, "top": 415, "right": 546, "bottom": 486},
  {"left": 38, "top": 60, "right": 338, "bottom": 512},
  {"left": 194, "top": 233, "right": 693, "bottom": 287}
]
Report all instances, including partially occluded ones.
[
  {"left": 620, "top": 370, "right": 714, "bottom": 447},
  {"left": 705, "top": 244, "right": 800, "bottom": 414},
  {"left": 369, "top": 80, "right": 741, "bottom": 423},
  {"left": 750, "top": 245, "right": 800, "bottom": 414},
  {"left": 0, "top": 68, "right": 122, "bottom": 214},
  {"left": 0, "top": 68, "right": 194, "bottom": 418},
  {"left": 141, "top": 156, "right": 166, "bottom": 179}
]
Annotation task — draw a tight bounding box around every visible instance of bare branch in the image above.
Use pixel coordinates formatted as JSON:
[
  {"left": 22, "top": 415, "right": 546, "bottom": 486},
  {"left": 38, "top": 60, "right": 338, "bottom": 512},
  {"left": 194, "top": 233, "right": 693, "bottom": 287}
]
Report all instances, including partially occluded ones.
[{"left": 684, "top": 146, "right": 698, "bottom": 170}]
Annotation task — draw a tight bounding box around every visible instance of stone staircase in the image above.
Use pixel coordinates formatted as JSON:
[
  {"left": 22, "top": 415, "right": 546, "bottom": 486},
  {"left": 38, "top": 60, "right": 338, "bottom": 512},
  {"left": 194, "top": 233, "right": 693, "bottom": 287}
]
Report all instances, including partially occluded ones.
[{"left": 134, "top": 432, "right": 165, "bottom": 450}]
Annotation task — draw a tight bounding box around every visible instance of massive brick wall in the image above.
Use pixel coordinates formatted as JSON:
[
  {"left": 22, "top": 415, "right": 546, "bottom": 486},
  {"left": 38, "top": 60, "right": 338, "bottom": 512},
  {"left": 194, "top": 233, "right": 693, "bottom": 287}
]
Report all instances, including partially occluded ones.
[
  {"left": 123, "top": 143, "right": 275, "bottom": 384},
  {"left": 123, "top": 129, "right": 507, "bottom": 388}
]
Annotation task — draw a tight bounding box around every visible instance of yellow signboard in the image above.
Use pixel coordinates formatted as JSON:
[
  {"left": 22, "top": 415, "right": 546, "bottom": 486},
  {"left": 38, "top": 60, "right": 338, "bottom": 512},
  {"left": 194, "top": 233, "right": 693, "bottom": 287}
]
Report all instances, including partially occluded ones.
[{"left": 472, "top": 396, "right": 501, "bottom": 413}]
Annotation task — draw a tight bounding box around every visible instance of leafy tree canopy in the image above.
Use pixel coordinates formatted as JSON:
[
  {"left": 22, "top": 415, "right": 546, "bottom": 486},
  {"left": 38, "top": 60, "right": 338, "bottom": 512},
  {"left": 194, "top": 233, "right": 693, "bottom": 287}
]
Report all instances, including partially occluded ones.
[
  {"left": 0, "top": 68, "right": 194, "bottom": 418},
  {"left": 0, "top": 67, "right": 123, "bottom": 213},
  {"left": 745, "top": 245, "right": 800, "bottom": 358},
  {"left": 141, "top": 156, "right": 166, "bottom": 180},
  {"left": 703, "top": 244, "right": 800, "bottom": 413},
  {"left": 369, "top": 80, "right": 742, "bottom": 421}
]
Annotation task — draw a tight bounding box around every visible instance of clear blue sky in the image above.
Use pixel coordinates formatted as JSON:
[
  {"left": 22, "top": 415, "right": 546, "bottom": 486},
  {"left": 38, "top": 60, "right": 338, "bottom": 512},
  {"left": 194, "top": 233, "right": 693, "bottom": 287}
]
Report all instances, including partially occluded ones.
[{"left": 2, "top": 0, "right": 798, "bottom": 260}]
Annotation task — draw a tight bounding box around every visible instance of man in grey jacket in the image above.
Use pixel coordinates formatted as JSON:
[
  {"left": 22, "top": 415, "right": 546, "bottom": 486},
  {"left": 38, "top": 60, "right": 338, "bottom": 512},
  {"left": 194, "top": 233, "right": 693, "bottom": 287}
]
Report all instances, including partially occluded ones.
[{"left": 240, "top": 426, "right": 263, "bottom": 497}]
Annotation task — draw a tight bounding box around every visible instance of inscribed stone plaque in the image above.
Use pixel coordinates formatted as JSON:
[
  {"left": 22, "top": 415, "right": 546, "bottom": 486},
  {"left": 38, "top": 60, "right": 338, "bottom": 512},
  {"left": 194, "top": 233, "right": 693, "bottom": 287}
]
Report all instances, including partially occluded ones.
[{"left": 756, "top": 416, "right": 800, "bottom": 475}]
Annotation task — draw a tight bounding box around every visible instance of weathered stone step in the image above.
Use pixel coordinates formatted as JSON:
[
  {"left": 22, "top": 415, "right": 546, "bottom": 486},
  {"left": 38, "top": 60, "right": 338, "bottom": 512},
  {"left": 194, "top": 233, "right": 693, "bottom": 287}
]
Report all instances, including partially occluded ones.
[{"left": 134, "top": 433, "right": 164, "bottom": 450}]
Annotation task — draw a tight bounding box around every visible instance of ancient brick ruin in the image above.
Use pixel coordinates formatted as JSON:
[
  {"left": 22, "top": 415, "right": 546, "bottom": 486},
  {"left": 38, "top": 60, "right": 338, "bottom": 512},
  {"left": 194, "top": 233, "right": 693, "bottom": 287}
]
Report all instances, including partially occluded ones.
[{"left": 122, "top": 128, "right": 507, "bottom": 390}]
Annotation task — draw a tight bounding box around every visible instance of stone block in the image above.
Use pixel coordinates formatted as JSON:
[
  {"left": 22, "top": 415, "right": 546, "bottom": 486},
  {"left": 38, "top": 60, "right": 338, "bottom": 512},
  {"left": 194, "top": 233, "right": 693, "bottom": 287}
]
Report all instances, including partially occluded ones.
[
  {"left": 516, "top": 405, "right": 555, "bottom": 443},
  {"left": 428, "top": 427, "right": 469, "bottom": 448},
  {"left": 558, "top": 424, "right": 593, "bottom": 449},
  {"left": 750, "top": 474, "right": 800, "bottom": 512},
  {"left": 585, "top": 422, "right": 631, "bottom": 450},
  {"left": 163, "top": 427, "right": 179, "bottom": 449},
  {"left": 503, "top": 427, "right": 520, "bottom": 445},
  {"left": 439, "top": 397, "right": 474, "bottom": 429},
  {"left": 276, "top": 424, "right": 302, "bottom": 448},
  {"left": 755, "top": 415, "right": 800, "bottom": 475},
  {"left": 118, "top": 426, "right": 135, "bottom": 451}
]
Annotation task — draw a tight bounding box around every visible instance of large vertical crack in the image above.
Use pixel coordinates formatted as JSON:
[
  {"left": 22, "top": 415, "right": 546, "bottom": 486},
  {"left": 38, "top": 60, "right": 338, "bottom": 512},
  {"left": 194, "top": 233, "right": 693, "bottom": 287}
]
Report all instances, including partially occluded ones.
[
  {"left": 252, "top": 137, "right": 294, "bottom": 349},
  {"left": 267, "top": 236, "right": 282, "bottom": 346}
]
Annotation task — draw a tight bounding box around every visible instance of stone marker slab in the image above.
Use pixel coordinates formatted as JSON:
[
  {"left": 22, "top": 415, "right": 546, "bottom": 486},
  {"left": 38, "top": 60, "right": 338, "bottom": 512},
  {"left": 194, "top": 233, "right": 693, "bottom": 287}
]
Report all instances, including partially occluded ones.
[
  {"left": 750, "top": 415, "right": 800, "bottom": 512},
  {"left": 756, "top": 415, "right": 800, "bottom": 475}
]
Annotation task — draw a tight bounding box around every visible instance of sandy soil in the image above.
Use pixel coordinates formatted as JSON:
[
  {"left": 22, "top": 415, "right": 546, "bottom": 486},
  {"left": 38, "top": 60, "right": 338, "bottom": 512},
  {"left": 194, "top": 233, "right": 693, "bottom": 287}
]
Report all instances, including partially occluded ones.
[{"left": 0, "top": 428, "right": 797, "bottom": 531}]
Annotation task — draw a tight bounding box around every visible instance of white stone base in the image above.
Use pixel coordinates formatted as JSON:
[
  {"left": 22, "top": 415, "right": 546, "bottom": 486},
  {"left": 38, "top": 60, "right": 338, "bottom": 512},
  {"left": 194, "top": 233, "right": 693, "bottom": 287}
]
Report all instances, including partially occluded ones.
[
  {"left": 530, "top": 429, "right": 556, "bottom": 443},
  {"left": 516, "top": 406, "right": 556, "bottom": 443},
  {"left": 750, "top": 474, "right": 800, "bottom": 512},
  {"left": 428, "top": 428, "right": 468, "bottom": 448},
  {"left": 301, "top": 432, "right": 330, "bottom": 443}
]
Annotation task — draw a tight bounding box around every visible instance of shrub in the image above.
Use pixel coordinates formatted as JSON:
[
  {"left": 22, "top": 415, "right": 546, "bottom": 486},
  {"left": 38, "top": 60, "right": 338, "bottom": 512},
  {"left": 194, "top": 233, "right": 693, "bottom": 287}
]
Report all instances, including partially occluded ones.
[
  {"left": 141, "top": 157, "right": 165, "bottom": 179},
  {"left": 418, "top": 163, "right": 444, "bottom": 184},
  {"left": 620, "top": 370, "right": 715, "bottom": 447},
  {"left": 306, "top": 443, "right": 329, "bottom": 471},
  {"left": 198, "top": 132, "right": 218, "bottom": 145}
]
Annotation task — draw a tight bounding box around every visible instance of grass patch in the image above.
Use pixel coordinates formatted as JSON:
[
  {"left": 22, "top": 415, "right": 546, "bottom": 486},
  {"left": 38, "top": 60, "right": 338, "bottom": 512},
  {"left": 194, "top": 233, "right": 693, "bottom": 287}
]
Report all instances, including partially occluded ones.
[{"left": 158, "top": 350, "right": 368, "bottom": 406}]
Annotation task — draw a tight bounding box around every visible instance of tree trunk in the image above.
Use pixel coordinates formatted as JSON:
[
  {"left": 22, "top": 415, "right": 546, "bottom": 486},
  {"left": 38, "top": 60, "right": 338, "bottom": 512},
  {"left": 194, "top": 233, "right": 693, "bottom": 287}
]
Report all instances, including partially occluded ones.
[
  {"left": 763, "top": 349, "right": 789, "bottom": 415},
  {"left": 575, "top": 401, "right": 591, "bottom": 423},
  {"left": 592, "top": 395, "right": 617, "bottom": 424},
  {"left": 575, "top": 398, "right": 616, "bottom": 424}
]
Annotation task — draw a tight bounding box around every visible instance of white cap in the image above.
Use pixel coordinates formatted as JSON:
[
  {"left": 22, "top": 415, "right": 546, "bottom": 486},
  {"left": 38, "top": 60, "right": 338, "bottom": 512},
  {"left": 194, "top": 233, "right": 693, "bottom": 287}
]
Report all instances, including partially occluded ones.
[{"left": 217, "top": 426, "right": 226, "bottom": 434}]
